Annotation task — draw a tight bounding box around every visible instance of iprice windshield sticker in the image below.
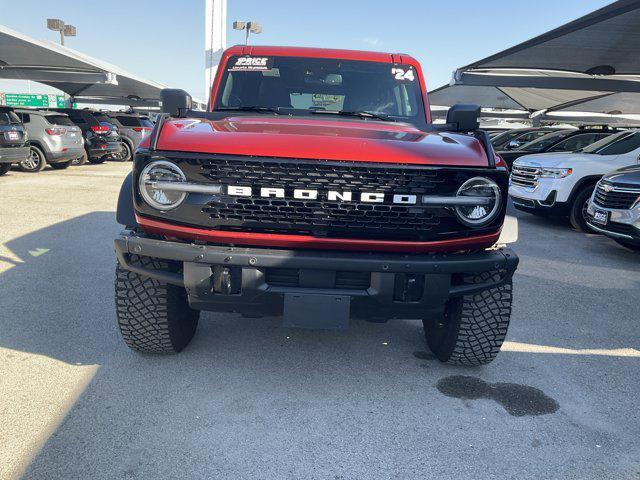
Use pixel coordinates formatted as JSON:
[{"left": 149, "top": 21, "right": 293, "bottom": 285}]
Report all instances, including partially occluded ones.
[{"left": 229, "top": 57, "right": 274, "bottom": 71}]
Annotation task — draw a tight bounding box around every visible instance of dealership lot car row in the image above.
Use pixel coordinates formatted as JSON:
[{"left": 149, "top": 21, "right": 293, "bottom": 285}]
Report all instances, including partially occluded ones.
[
  {"left": 504, "top": 128, "right": 640, "bottom": 251},
  {"left": 0, "top": 106, "right": 153, "bottom": 175}
]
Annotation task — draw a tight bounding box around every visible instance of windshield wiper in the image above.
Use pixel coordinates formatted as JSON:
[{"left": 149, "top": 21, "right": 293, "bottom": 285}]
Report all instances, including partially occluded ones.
[
  {"left": 310, "top": 110, "right": 394, "bottom": 122},
  {"left": 217, "top": 106, "right": 283, "bottom": 115}
]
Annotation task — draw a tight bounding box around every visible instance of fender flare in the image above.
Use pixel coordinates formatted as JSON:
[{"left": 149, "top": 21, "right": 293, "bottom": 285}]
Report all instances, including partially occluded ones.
[
  {"left": 568, "top": 175, "right": 602, "bottom": 203},
  {"left": 116, "top": 171, "right": 138, "bottom": 227}
]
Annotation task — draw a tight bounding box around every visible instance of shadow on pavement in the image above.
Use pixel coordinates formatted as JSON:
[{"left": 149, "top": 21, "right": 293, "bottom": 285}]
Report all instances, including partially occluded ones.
[{"left": 1, "top": 211, "right": 639, "bottom": 479}]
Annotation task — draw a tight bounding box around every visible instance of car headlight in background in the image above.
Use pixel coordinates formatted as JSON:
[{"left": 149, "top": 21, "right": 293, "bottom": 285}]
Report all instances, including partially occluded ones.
[
  {"left": 538, "top": 167, "right": 572, "bottom": 178},
  {"left": 455, "top": 177, "right": 502, "bottom": 227},
  {"left": 139, "top": 160, "right": 187, "bottom": 210}
]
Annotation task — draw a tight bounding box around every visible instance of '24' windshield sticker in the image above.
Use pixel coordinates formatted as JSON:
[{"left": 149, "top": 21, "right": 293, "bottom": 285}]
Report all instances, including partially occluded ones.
[
  {"left": 391, "top": 67, "right": 415, "bottom": 81},
  {"left": 229, "top": 57, "right": 274, "bottom": 71}
]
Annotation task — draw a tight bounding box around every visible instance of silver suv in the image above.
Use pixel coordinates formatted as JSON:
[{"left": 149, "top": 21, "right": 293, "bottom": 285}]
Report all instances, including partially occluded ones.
[
  {"left": 95, "top": 112, "right": 153, "bottom": 161},
  {"left": 587, "top": 165, "right": 640, "bottom": 251},
  {"left": 15, "top": 109, "right": 84, "bottom": 172}
]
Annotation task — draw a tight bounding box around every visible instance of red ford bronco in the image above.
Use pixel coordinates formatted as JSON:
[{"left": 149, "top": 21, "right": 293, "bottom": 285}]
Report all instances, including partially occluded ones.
[{"left": 114, "top": 45, "right": 518, "bottom": 365}]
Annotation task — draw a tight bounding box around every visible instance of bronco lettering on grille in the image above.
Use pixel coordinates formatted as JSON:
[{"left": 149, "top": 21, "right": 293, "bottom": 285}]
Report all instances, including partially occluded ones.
[{"left": 226, "top": 185, "right": 418, "bottom": 204}]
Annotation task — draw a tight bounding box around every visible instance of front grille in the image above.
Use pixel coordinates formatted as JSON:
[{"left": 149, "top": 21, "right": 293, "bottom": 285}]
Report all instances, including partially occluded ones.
[
  {"left": 593, "top": 182, "right": 640, "bottom": 210},
  {"left": 200, "top": 158, "right": 459, "bottom": 241},
  {"left": 140, "top": 153, "right": 508, "bottom": 242},
  {"left": 198, "top": 157, "right": 482, "bottom": 241},
  {"left": 265, "top": 268, "right": 371, "bottom": 290},
  {"left": 510, "top": 165, "right": 539, "bottom": 189}
]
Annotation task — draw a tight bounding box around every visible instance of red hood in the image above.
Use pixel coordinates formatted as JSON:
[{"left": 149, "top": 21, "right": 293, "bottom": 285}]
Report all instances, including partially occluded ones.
[{"left": 149, "top": 116, "right": 489, "bottom": 166}]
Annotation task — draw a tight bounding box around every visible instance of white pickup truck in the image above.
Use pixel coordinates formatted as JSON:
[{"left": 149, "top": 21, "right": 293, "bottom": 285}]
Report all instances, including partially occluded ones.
[{"left": 508, "top": 130, "right": 640, "bottom": 231}]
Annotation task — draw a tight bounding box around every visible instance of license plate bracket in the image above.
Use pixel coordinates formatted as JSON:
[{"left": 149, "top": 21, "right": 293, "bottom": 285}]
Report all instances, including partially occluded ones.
[
  {"left": 283, "top": 293, "right": 350, "bottom": 330},
  {"left": 6, "top": 131, "right": 19, "bottom": 141},
  {"left": 592, "top": 208, "right": 609, "bottom": 226}
]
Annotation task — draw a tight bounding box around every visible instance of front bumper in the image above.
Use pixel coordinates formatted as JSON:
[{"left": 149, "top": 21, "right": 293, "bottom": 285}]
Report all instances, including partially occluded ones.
[
  {"left": 510, "top": 191, "right": 571, "bottom": 215},
  {"left": 509, "top": 176, "right": 573, "bottom": 207},
  {"left": 586, "top": 202, "right": 640, "bottom": 242},
  {"left": 0, "top": 146, "right": 29, "bottom": 164},
  {"left": 114, "top": 232, "right": 518, "bottom": 322},
  {"left": 509, "top": 179, "right": 560, "bottom": 201}
]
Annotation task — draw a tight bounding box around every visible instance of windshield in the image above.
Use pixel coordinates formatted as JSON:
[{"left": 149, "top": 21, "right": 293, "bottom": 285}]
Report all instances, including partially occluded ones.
[
  {"left": 0, "top": 110, "right": 21, "bottom": 125},
  {"left": 491, "top": 130, "right": 527, "bottom": 148},
  {"left": 521, "top": 130, "right": 573, "bottom": 152},
  {"left": 46, "top": 114, "right": 75, "bottom": 126},
  {"left": 94, "top": 114, "right": 112, "bottom": 124},
  {"left": 581, "top": 131, "right": 637, "bottom": 154},
  {"left": 213, "top": 55, "right": 426, "bottom": 126}
]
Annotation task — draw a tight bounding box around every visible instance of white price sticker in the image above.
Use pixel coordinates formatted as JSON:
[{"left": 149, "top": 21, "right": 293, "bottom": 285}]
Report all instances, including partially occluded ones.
[
  {"left": 229, "top": 57, "right": 273, "bottom": 71},
  {"left": 391, "top": 67, "right": 415, "bottom": 82}
]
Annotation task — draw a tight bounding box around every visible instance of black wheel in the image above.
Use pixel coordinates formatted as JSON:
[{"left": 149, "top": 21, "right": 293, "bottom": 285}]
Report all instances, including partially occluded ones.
[
  {"left": 19, "top": 146, "right": 46, "bottom": 172},
  {"left": 115, "top": 255, "right": 199, "bottom": 353},
  {"left": 423, "top": 271, "right": 513, "bottom": 366},
  {"left": 88, "top": 155, "right": 107, "bottom": 164},
  {"left": 614, "top": 239, "right": 640, "bottom": 252},
  {"left": 569, "top": 185, "right": 596, "bottom": 233},
  {"left": 49, "top": 160, "right": 72, "bottom": 170},
  {"left": 72, "top": 150, "right": 88, "bottom": 166},
  {"left": 0, "top": 163, "right": 10, "bottom": 176},
  {"left": 110, "top": 142, "right": 132, "bottom": 162}
]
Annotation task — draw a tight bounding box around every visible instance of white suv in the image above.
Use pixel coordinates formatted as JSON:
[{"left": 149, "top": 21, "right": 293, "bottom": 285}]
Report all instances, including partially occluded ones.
[{"left": 509, "top": 130, "right": 640, "bottom": 231}]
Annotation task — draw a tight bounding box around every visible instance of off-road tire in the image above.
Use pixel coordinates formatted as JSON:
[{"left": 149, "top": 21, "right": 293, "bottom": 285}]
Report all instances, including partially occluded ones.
[
  {"left": 115, "top": 255, "right": 199, "bottom": 353},
  {"left": 570, "top": 185, "right": 596, "bottom": 233},
  {"left": 88, "top": 155, "right": 107, "bottom": 165},
  {"left": 49, "top": 160, "right": 72, "bottom": 170},
  {"left": 0, "top": 163, "right": 10, "bottom": 176},
  {"left": 423, "top": 271, "right": 513, "bottom": 366}
]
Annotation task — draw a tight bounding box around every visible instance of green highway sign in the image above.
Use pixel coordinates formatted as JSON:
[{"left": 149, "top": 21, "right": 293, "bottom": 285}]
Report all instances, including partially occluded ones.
[{"left": 0, "top": 93, "right": 66, "bottom": 108}]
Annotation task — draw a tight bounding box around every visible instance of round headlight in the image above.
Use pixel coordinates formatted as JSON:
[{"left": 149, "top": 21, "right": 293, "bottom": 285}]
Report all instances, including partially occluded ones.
[
  {"left": 455, "top": 177, "right": 502, "bottom": 227},
  {"left": 139, "top": 160, "right": 187, "bottom": 210}
]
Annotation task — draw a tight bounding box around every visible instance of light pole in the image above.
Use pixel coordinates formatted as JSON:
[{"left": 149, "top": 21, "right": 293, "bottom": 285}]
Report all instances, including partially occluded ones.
[
  {"left": 232, "top": 21, "right": 262, "bottom": 45},
  {"left": 47, "top": 19, "right": 77, "bottom": 46}
]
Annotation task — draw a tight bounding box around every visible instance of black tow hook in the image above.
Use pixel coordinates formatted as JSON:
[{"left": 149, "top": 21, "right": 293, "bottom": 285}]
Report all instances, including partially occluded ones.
[{"left": 212, "top": 266, "right": 241, "bottom": 294}]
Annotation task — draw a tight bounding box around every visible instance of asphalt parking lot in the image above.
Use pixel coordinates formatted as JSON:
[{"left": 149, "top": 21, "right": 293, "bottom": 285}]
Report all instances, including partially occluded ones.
[{"left": 1, "top": 162, "right": 639, "bottom": 480}]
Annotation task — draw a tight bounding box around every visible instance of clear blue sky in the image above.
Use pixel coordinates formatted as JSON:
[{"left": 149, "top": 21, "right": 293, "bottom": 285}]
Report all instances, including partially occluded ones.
[{"left": 1, "top": 0, "right": 613, "bottom": 100}]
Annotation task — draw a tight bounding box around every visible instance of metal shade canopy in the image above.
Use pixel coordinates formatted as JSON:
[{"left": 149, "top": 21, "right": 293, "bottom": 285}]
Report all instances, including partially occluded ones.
[
  {"left": 449, "top": 0, "right": 640, "bottom": 93},
  {"left": 430, "top": 0, "right": 640, "bottom": 117},
  {"left": 550, "top": 92, "right": 640, "bottom": 115},
  {"left": 428, "top": 83, "right": 608, "bottom": 111},
  {"left": 461, "top": 0, "right": 640, "bottom": 76},
  {"left": 0, "top": 24, "right": 169, "bottom": 106}
]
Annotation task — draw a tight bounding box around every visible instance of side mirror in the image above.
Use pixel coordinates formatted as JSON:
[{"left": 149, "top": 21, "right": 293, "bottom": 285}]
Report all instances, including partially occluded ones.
[
  {"left": 507, "top": 140, "right": 521, "bottom": 150},
  {"left": 160, "top": 89, "right": 192, "bottom": 118},
  {"left": 446, "top": 104, "right": 480, "bottom": 132}
]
